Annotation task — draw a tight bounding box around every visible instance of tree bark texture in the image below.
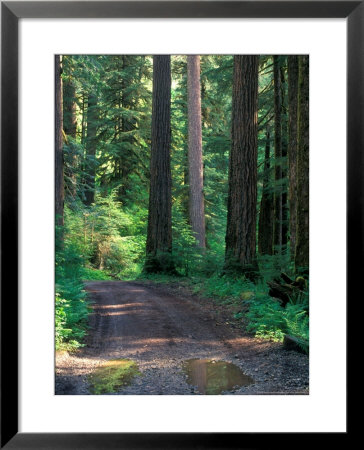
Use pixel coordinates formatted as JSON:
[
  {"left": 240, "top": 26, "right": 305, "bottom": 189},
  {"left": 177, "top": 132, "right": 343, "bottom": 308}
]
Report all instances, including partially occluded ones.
[
  {"left": 258, "top": 128, "right": 274, "bottom": 255},
  {"left": 63, "top": 80, "right": 77, "bottom": 138},
  {"left": 187, "top": 55, "right": 206, "bottom": 248},
  {"left": 273, "top": 56, "right": 283, "bottom": 253},
  {"left": 295, "top": 56, "right": 309, "bottom": 274},
  {"left": 287, "top": 55, "right": 299, "bottom": 257},
  {"left": 55, "top": 55, "right": 64, "bottom": 229},
  {"left": 81, "top": 93, "right": 87, "bottom": 146},
  {"left": 145, "top": 55, "right": 174, "bottom": 273},
  {"left": 280, "top": 60, "right": 289, "bottom": 248},
  {"left": 224, "top": 55, "right": 259, "bottom": 275},
  {"left": 84, "top": 93, "right": 98, "bottom": 206}
]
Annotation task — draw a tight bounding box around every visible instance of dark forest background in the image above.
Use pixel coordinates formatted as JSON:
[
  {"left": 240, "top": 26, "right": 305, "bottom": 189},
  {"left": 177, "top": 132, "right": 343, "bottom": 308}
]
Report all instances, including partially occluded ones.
[{"left": 55, "top": 55, "right": 309, "bottom": 353}]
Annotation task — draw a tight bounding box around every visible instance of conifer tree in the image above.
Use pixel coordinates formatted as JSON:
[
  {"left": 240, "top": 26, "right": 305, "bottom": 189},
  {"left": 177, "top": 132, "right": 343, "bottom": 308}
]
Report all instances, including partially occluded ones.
[
  {"left": 145, "top": 55, "right": 174, "bottom": 273},
  {"left": 55, "top": 55, "right": 64, "bottom": 229},
  {"left": 258, "top": 127, "right": 274, "bottom": 255},
  {"left": 280, "top": 58, "right": 289, "bottom": 248},
  {"left": 288, "top": 55, "right": 299, "bottom": 257},
  {"left": 224, "top": 55, "right": 259, "bottom": 276},
  {"left": 273, "top": 55, "right": 283, "bottom": 253},
  {"left": 295, "top": 56, "right": 309, "bottom": 274},
  {"left": 63, "top": 55, "right": 78, "bottom": 199},
  {"left": 84, "top": 93, "right": 98, "bottom": 206},
  {"left": 187, "top": 55, "right": 206, "bottom": 248}
]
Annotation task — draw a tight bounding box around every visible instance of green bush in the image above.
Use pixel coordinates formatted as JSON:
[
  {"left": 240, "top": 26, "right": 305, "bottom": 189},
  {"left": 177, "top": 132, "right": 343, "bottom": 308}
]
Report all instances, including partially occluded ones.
[
  {"left": 55, "top": 239, "right": 89, "bottom": 350},
  {"left": 56, "top": 193, "right": 309, "bottom": 353},
  {"left": 246, "top": 292, "right": 309, "bottom": 347},
  {"left": 56, "top": 194, "right": 148, "bottom": 349}
]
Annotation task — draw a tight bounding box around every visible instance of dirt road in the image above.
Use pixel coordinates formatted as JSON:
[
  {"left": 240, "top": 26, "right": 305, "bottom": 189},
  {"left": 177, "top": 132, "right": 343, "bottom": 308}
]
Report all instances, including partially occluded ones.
[{"left": 55, "top": 281, "right": 308, "bottom": 395}]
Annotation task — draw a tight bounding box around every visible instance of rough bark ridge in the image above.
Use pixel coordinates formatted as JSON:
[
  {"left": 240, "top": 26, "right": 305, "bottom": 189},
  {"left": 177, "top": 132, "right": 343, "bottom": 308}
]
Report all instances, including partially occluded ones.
[
  {"left": 287, "top": 56, "right": 299, "bottom": 257},
  {"left": 224, "top": 55, "right": 259, "bottom": 276},
  {"left": 187, "top": 55, "right": 206, "bottom": 248},
  {"left": 273, "top": 56, "right": 283, "bottom": 253},
  {"left": 145, "top": 55, "right": 174, "bottom": 273},
  {"left": 295, "top": 56, "right": 309, "bottom": 274},
  {"left": 55, "top": 55, "right": 64, "bottom": 229},
  {"left": 84, "top": 93, "right": 98, "bottom": 206},
  {"left": 63, "top": 80, "right": 77, "bottom": 138},
  {"left": 258, "top": 128, "right": 274, "bottom": 255},
  {"left": 280, "top": 60, "right": 288, "bottom": 248}
]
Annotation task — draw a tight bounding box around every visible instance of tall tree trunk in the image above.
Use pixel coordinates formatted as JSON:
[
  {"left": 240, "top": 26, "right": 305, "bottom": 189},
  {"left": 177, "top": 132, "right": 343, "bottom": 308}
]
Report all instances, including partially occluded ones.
[
  {"left": 63, "top": 68, "right": 78, "bottom": 199},
  {"left": 287, "top": 55, "right": 299, "bottom": 258},
  {"left": 63, "top": 82, "right": 77, "bottom": 138},
  {"left": 84, "top": 93, "right": 97, "bottom": 206},
  {"left": 81, "top": 93, "right": 87, "bottom": 146},
  {"left": 224, "top": 55, "right": 259, "bottom": 277},
  {"left": 80, "top": 93, "right": 87, "bottom": 200},
  {"left": 258, "top": 128, "right": 274, "bottom": 255},
  {"left": 273, "top": 56, "right": 283, "bottom": 254},
  {"left": 280, "top": 59, "right": 289, "bottom": 248},
  {"left": 55, "top": 55, "right": 64, "bottom": 231},
  {"left": 200, "top": 69, "right": 208, "bottom": 124},
  {"left": 145, "top": 55, "right": 174, "bottom": 273},
  {"left": 187, "top": 55, "right": 206, "bottom": 248},
  {"left": 295, "top": 56, "right": 309, "bottom": 274}
]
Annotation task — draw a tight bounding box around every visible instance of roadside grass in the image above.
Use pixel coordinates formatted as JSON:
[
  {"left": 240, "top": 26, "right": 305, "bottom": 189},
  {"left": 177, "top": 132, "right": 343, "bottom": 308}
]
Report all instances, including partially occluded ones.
[
  {"left": 137, "top": 270, "right": 309, "bottom": 352},
  {"left": 55, "top": 232, "right": 112, "bottom": 351},
  {"left": 55, "top": 229, "right": 309, "bottom": 355},
  {"left": 82, "top": 267, "right": 112, "bottom": 281}
]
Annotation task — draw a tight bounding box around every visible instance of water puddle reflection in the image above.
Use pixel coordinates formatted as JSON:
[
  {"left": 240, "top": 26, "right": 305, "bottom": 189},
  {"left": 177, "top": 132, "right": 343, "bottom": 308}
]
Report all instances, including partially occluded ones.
[{"left": 182, "top": 359, "right": 254, "bottom": 394}]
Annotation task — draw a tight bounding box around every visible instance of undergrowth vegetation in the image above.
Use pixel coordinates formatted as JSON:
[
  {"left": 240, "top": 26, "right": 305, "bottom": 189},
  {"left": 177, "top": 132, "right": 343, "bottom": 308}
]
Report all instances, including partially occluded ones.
[
  {"left": 55, "top": 193, "right": 146, "bottom": 350},
  {"left": 56, "top": 54, "right": 309, "bottom": 353},
  {"left": 139, "top": 247, "right": 309, "bottom": 352},
  {"left": 55, "top": 232, "right": 89, "bottom": 350},
  {"left": 56, "top": 192, "right": 309, "bottom": 353}
]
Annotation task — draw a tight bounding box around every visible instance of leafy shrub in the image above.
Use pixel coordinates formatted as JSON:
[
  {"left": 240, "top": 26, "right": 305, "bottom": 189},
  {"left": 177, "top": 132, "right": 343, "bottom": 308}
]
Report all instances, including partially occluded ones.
[
  {"left": 56, "top": 193, "right": 148, "bottom": 349},
  {"left": 172, "top": 203, "right": 201, "bottom": 276},
  {"left": 246, "top": 293, "right": 309, "bottom": 347},
  {"left": 55, "top": 238, "right": 89, "bottom": 350},
  {"left": 257, "top": 252, "right": 293, "bottom": 284}
]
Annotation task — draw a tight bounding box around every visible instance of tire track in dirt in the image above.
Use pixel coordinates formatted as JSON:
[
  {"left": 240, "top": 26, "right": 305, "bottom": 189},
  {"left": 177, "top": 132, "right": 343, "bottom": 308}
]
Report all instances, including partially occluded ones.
[{"left": 55, "top": 280, "right": 309, "bottom": 395}]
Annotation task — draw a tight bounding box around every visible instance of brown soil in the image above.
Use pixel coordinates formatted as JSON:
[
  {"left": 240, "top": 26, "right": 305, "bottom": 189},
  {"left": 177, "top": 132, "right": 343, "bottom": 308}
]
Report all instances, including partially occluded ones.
[{"left": 55, "top": 280, "right": 309, "bottom": 395}]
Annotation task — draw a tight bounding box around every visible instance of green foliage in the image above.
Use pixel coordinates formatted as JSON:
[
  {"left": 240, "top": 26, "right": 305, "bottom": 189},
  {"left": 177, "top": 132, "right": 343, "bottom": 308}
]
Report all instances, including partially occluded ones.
[
  {"left": 172, "top": 203, "right": 201, "bottom": 276},
  {"left": 190, "top": 275, "right": 254, "bottom": 305},
  {"left": 245, "top": 292, "right": 309, "bottom": 348},
  {"left": 57, "top": 55, "right": 309, "bottom": 354},
  {"left": 56, "top": 194, "right": 147, "bottom": 349},
  {"left": 202, "top": 273, "right": 309, "bottom": 348},
  {"left": 55, "top": 235, "right": 89, "bottom": 350},
  {"left": 70, "top": 192, "right": 147, "bottom": 278},
  {"left": 82, "top": 267, "right": 111, "bottom": 281},
  {"left": 257, "top": 252, "right": 293, "bottom": 284}
]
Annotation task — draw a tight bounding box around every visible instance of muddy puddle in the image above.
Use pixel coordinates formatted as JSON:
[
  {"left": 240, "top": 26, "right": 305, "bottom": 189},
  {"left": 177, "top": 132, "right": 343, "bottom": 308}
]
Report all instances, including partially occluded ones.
[
  {"left": 182, "top": 359, "right": 254, "bottom": 394},
  {"left": 88, "top": 359, "right": 141, "bottom": 394}
]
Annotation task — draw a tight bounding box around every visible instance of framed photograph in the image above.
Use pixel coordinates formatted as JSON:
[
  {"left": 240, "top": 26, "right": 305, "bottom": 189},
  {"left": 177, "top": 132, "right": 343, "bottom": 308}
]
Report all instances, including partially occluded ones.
[{"left": 1, "top": 1, "right": 356, "bottom": 447}]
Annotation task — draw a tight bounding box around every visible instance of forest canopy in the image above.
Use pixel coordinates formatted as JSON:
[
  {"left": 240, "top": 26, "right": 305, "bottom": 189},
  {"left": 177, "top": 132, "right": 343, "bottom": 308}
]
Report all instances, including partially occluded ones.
[{"left": 55, "top": 55, "right": 309, "bottom": 352}]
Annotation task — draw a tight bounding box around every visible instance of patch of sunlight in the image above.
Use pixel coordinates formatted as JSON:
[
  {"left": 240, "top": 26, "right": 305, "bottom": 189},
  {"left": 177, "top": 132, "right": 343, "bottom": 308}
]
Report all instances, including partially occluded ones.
[
  {"left": 88, "top": 359, "right": 141, "bottom": 394},
  {"left": 240, "top": 291, "right": 255, "bottom": 301}
]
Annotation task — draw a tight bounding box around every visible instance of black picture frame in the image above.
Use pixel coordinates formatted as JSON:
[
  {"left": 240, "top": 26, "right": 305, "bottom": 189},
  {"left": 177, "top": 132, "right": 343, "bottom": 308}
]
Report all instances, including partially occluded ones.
[{"left": 1, "top": 1, "right": 356, "bottom": 448}]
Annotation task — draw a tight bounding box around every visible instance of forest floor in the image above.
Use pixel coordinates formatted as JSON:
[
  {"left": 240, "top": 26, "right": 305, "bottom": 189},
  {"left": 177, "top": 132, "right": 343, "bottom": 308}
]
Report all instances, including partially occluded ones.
[{"left": 55, "top": 280, "right": 309, "bottom": 395}]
